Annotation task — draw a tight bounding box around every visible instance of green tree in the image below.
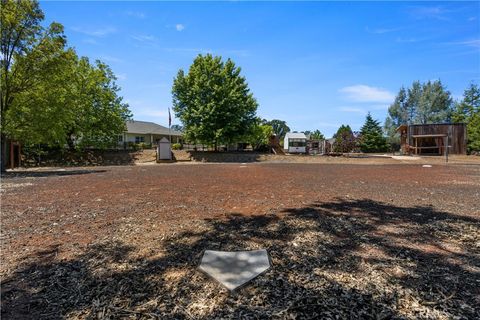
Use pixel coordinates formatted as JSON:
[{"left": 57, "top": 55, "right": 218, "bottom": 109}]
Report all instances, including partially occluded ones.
[
  {"left": 333, "top": 125, "right": 356, "bottom": 153},
  {"left": 63, "top": 57, "right": 131, "bottom": 150},
  {"left": 384, "top": 80, "right": 453, "bottom": 150},
  {"left": 1, "top": 0, "right": 44, "bottom": 171},
  {"left": 452, "top": 83, "right": 480, "bottom": 153},
  {"left": 416, "top": 80, "right": 452, "bottom": 124},
  {"left": 359, "top": 113, "right": 389, "bottom": 153},
  {"left": 266, "top": 119, "right": 290, "bottom": 140},
  {"left": 244, "top": 118, "right": 274, "bottom": 151},
  {"left": 1, "top": 0, "right": 131, "bottom": 171},
  {"left": 309, "top": 129, "right": 325, "bottom": 140},
  {"left": 170, "top": 124, "right": 183, "bottom": 132},
  {"left": 172, "top": 54, "right": 258, "bottom": 150}
]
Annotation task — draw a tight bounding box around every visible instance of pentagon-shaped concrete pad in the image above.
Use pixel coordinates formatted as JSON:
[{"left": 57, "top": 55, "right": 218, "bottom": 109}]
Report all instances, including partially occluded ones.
[{"left": 199, "top": 249, "right": 271, "bottom": 291}]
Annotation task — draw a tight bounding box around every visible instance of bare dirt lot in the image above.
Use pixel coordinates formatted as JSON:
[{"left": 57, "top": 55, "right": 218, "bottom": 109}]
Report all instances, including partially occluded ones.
[{"left": 1, "top": 159, "right": 480, "bottom": 319}]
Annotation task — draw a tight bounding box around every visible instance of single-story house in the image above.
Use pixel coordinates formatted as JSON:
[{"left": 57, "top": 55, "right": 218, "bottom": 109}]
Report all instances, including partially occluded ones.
[
  {"left": 397, "top": 123, "right": 466, "bottom": 155},
  {"left": 284, "top": 132, "right": 307, "bottom": 154},
  {"left": 119, "top": 120, "right": 183, "bottom": 147}
]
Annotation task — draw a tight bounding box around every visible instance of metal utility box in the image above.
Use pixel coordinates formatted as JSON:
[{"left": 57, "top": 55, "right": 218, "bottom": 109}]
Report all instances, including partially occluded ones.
[{"left": 157, "top": 137, "right": 172, "bottom": 160}]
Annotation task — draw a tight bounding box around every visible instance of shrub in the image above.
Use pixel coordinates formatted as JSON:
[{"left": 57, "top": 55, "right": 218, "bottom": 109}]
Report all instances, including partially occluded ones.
[{"left": 171, "top": 143, "right": 182, "bottom": 150}]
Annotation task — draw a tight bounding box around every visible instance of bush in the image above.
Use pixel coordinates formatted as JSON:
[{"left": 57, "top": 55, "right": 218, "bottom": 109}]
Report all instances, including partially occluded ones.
[{"left": 171, "top": 143, "right": 182, "bottom": 150}]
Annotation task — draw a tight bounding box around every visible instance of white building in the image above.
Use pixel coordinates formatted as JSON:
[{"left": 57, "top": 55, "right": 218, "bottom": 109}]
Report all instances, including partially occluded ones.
[
  {"left": 284, "top": 132, "right": 307, "bottom": 154},
  {"left": 119, "top": 120, "right": 183, "bottom": 147}
]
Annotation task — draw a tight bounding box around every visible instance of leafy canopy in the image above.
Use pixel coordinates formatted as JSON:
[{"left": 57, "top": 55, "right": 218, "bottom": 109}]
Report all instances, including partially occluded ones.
[
  {"left": 306, "top": 129, "right": 325, "bottom": 140},
  {"left": 333, "top": 125, "right": 357, "bottom": 153},
  {"left": 384, "top": 80, "right": 453, "bottom": 146},
  {"left": 0, "top": 0, "right": 130, "bottom": 161},
  {"left": 172, "top": 54, "right": 258, "bottom": 148},
  {"left": 265, "top": 119, "right": 290, "bottom": 140},
  {"left": 243, "top": 118, "right": 274, "bottom": 151}
]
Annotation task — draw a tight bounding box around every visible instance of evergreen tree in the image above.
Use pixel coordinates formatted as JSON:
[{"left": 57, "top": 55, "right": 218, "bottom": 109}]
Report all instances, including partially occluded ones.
[
  {"left": 416, "top": 80, "right": 452, "bottom": 124},
  {"left": 453, "top": 83, "right": 480, "bottom": 153},
  {"left": 384, "top": 80, "right": 453, "bottom": 150},
  {"left": 360, "top": 113, "right": 389, "bottom": 153}
]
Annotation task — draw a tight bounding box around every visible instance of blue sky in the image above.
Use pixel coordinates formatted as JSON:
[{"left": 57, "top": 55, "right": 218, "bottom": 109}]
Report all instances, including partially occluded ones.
[{"left": 41, "top": 1, "right": 479, "bottom": 137}]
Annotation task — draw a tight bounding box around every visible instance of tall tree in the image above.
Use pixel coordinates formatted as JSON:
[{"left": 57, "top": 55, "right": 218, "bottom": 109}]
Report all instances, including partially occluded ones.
[
  {"left": 63, "top": 57, "right": 131, "bottom": 150},
  {"left": 266, "top": 119, "right": 290, "bottom": 140},
  {"left": 309, "top": 129, "right": 325, "bottom": 140},
  {"left": 333, "top": 125, "right": 357, "bottom": 153},
  {"left": 1, "top": 0, "right": 44, "bottom": 171},
  {"left": 172, "top": 54, "right": 258, "bottom": 150},
  {"left": 416, "top": 80, "right": 452, "bottom": 124},
  {"left": 359, "top": 113, "right": 389, "bottom": 153},
  {"left": 384, "top": 80, "right": 453, "bottom": 149},
  {"left": 453, "top": 83, "right": 480, "bottom": 153},
  {"left": 243, "top": 118, "right": 274, "bottom": 151},
  {"left": 1, "top": 0, "right": 130, "bottom": 171}
]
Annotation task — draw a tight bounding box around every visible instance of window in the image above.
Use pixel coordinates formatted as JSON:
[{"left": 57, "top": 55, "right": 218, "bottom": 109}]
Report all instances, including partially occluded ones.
[
  {"left": 135, "top": 136, "right": 145, "bottom": 143},
  {"left": 118, "top": 135, "right": 123, "bottom": 142},
  {"left": 289, "top": 139, "right": 306, "bottom": 147}
]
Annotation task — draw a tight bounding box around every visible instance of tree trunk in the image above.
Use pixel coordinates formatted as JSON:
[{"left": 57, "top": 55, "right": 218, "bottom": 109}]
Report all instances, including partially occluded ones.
[{"left": 1, "top": 134, "right": 7, "bottom": 172}]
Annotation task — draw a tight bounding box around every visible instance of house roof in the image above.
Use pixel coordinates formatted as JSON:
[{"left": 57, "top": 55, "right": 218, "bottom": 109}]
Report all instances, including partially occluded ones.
[
  {"left": 285, "top": 132, "right": 307, "bottom": 139},
  {"left": 126, "top": 120, "right": 182, "bottom": 136}
]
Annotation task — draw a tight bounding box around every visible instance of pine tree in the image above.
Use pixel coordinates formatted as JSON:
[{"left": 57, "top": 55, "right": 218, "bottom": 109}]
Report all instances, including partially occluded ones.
[
  {"left": 360, "top": 113, "right": 389, "bottom": 153},
  {"left": 453, "top": 83, "right": 480, "bottom": 153}
]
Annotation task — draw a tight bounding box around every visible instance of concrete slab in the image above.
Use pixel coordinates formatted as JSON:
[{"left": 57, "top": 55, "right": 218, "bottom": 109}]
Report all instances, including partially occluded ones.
[
  {"left": 199, "top": 249, "right": 271, "bottom": 291},
  {"left": 392, "top": 156, "right": 421, "bottom": 161}
]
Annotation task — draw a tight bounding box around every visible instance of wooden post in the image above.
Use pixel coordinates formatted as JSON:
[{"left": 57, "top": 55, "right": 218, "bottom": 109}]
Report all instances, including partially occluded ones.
[
  {"left": 415, "top": 138, "right": 417, "bottom": 155},
  {"left": 445, "top": 135, "right": 449, "bottom": 163},
  {"left": 10, "top": 141, "right": 14, "bottom": 169}
]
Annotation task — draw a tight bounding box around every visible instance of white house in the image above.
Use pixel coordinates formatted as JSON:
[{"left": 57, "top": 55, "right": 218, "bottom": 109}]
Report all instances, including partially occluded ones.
[
  {"left": 119, "top": 120, "right": 182, "bottom": 147},
  {"left": 284, "top": 132, "right": 307, "bottom": 154}
]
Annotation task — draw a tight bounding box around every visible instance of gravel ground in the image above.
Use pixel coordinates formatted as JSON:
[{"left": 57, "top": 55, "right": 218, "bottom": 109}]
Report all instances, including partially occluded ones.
[{"left": 1, "top": 160, "right": 480, "bottom": 319}]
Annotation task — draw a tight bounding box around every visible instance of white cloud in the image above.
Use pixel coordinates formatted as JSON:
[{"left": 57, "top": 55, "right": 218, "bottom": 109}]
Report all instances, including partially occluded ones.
[
  {"left": 448, "top": 39, "right": 480, "bottom": 48},
  {"left": 396, "top": 37, "right": 428, "bottom": 43},
  {"left": 339, "top": 85, "right": 395, "bottom": 103},
  {"left": 408, "top": 6, "right": 451, "bottom": 21},
  {"left": 131, "top": 34, "right": 156, "bottom": 42},
  {"left": 339, "top": 107, "right": 367, "bottom": 114},
  {"left": 72, "top": 26, "right": 117, "bottom": 37},
  {"left": 176, "top": 24, "right": 185, "bottom": 31},
  {"left": 366, "top": 26, "right": 402, "bottom": 34}
]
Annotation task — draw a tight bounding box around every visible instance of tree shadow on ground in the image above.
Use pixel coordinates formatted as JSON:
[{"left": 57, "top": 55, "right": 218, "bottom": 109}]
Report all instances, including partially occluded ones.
[
  {"left": 1, "top": 199, "right": 479, "bottom": 319},
  {"left": 187, "top": 151, "right": 266, "bottom": 163},
  {"left": 1, "top": 169, "right": 108, "bottom": 179}
]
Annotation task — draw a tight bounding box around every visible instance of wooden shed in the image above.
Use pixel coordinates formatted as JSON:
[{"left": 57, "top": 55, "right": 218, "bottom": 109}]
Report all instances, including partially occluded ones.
[{"left": 397, "top": 123, "right": 467, "bottom": 155}]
